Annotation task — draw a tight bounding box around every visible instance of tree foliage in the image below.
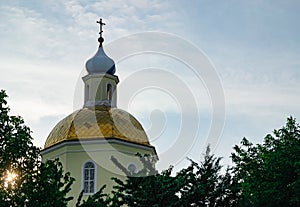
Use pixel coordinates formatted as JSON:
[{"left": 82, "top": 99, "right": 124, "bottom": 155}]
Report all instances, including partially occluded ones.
[
  {"left": 106, "top": 148, "right": 236, "bottom": 207},
  {"left": 28, "top": 159, "right": 75, "bottom": 207},
  {"left": 110, "top": 154, "right": 180, "bottom": 207},
  {"left": 177, "top": 147, "right": 237, "bottom": 207},
  {"left": 231, "top": 117, "right": 300, "bottom": 207},
  {"left": 2, "top": 89, "right": 300, "bottom": 207},
  {"left": 76, "top": 185, "right": 109, "bottom": 207},
  {"left": 0, "top": 90, "right": 74, "bottom": 206}
]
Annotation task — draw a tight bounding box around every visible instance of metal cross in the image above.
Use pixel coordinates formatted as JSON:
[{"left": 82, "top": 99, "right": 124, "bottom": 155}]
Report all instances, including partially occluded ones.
[{"left": 96, "top": 18, "right": 106, "bottom": 38}]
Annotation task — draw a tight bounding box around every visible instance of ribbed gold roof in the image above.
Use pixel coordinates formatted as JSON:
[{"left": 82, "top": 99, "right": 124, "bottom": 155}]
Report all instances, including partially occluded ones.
[{"left": 44, "top": 106, "right": 150, "bottom": 149}]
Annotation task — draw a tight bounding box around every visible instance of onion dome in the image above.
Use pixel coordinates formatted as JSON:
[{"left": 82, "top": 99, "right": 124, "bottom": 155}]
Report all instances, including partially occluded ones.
[
  {"left": 85, "top": 18, "right": 116, "bottom": 75},
  {"left": 85, "top": 47, "right": 116, "bottom": 75},
  {"left": 44, "top": 106, "right": 150, "bottom": 149}
]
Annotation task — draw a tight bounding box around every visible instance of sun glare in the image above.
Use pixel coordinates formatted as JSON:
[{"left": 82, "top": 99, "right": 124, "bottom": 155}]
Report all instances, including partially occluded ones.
[{"left": 4, "top": 171, "right": 17, "bottom": 187}]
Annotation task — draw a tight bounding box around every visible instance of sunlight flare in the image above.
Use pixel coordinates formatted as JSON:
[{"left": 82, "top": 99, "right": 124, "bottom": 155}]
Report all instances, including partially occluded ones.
[{"left": 4, "top": 171, "right": 18, "bottom": 187}]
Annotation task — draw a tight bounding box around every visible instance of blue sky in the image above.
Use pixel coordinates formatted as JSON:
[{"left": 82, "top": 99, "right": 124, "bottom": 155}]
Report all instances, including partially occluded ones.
[{"left": 1, "top": 0, "right": 300, "bottom": 170}]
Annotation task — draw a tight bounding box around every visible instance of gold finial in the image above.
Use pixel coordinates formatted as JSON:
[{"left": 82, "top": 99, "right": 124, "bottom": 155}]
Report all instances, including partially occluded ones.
[{"left": 96, "top": 18, "right": 106, "bottom": 47}]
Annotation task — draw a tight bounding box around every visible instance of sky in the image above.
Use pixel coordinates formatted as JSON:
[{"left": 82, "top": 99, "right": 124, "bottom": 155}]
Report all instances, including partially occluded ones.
[{"left": 1, "top": 0, "right": 300, "bottom": 171}]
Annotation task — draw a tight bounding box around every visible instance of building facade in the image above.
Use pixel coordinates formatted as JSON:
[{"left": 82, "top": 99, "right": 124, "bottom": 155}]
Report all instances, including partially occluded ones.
[{"left": 41, "top": 19, "right": 157, "bottom": 206}]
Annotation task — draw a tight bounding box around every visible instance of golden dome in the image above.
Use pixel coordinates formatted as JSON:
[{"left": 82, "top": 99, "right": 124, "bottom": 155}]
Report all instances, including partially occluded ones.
[{"left": 44, "top": 106, "right": 150, "bottom": 149}]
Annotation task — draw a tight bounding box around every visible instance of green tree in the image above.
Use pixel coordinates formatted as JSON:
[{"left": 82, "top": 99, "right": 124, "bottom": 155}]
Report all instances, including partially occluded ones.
[
  {"left": 110, "top": 154, "right": 181, "bottom": 207},
  {"left": 231, "top": 117, "right": 300, "bottom": 207},
  {"left": 0, "top": 90, "right": 74, "bottom": 206},
  {"left": 177, "top": 146, "right": 237, "bottom": 207},
  {"left": 28, "top": 159, "right": 75, "bottom": 207},
  {"left": 109, "top": 148, "right": 237, "bottom": 207},
  {"left": 76, "top": 185, "right": 109, "bottom": 207}
]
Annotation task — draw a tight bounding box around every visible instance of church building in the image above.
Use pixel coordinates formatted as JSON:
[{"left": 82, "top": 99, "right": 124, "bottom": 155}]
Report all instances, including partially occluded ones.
[{"left": 41, "top": 19, "right": 157, "bottom": 206}]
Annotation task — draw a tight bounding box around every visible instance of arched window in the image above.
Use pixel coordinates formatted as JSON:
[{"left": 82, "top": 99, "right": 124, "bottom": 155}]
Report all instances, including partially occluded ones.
[
  {"left": 83, "top": 161, "right": 96, "bottom": 194},
  {"left": 107, "top": 84, "right": 112, "bottom": 102}
]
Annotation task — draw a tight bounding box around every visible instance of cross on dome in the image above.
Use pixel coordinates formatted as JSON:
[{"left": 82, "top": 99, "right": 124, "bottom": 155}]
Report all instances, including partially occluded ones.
[
  {"left": 85, "top": 18, "right": 116, "bottom": 75},
  {"left": 96, "top": 18, "right": 106, "bottom": 47}
]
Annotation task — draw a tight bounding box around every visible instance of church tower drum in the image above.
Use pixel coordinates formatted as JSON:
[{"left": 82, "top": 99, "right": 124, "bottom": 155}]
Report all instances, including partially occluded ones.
[
  {"left": 41, "top": 19, "right": 157, "bottom": 206},
  {"left": 83, "top": 18, "right": 118, "bottom": 108}
]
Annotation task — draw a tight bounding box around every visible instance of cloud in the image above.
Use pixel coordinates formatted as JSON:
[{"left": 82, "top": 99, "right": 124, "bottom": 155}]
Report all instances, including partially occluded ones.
[
  {"left": 0, "top": 0, "right": 179, "bottom": 148},
  {"left": 225, "top": 84, "right": 300, "bottom": 117},
  {"left": 1, "top": 0, "right": 300, "bottom": 171}
]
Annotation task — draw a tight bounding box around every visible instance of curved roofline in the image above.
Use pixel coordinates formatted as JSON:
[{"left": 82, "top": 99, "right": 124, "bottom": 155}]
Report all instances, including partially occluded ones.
[
  {"left": 44, "top": 107, "right": 150, "bottom": 149},
  {"left": 41, "top": 138, "right": 158, "bottom": 158}
]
